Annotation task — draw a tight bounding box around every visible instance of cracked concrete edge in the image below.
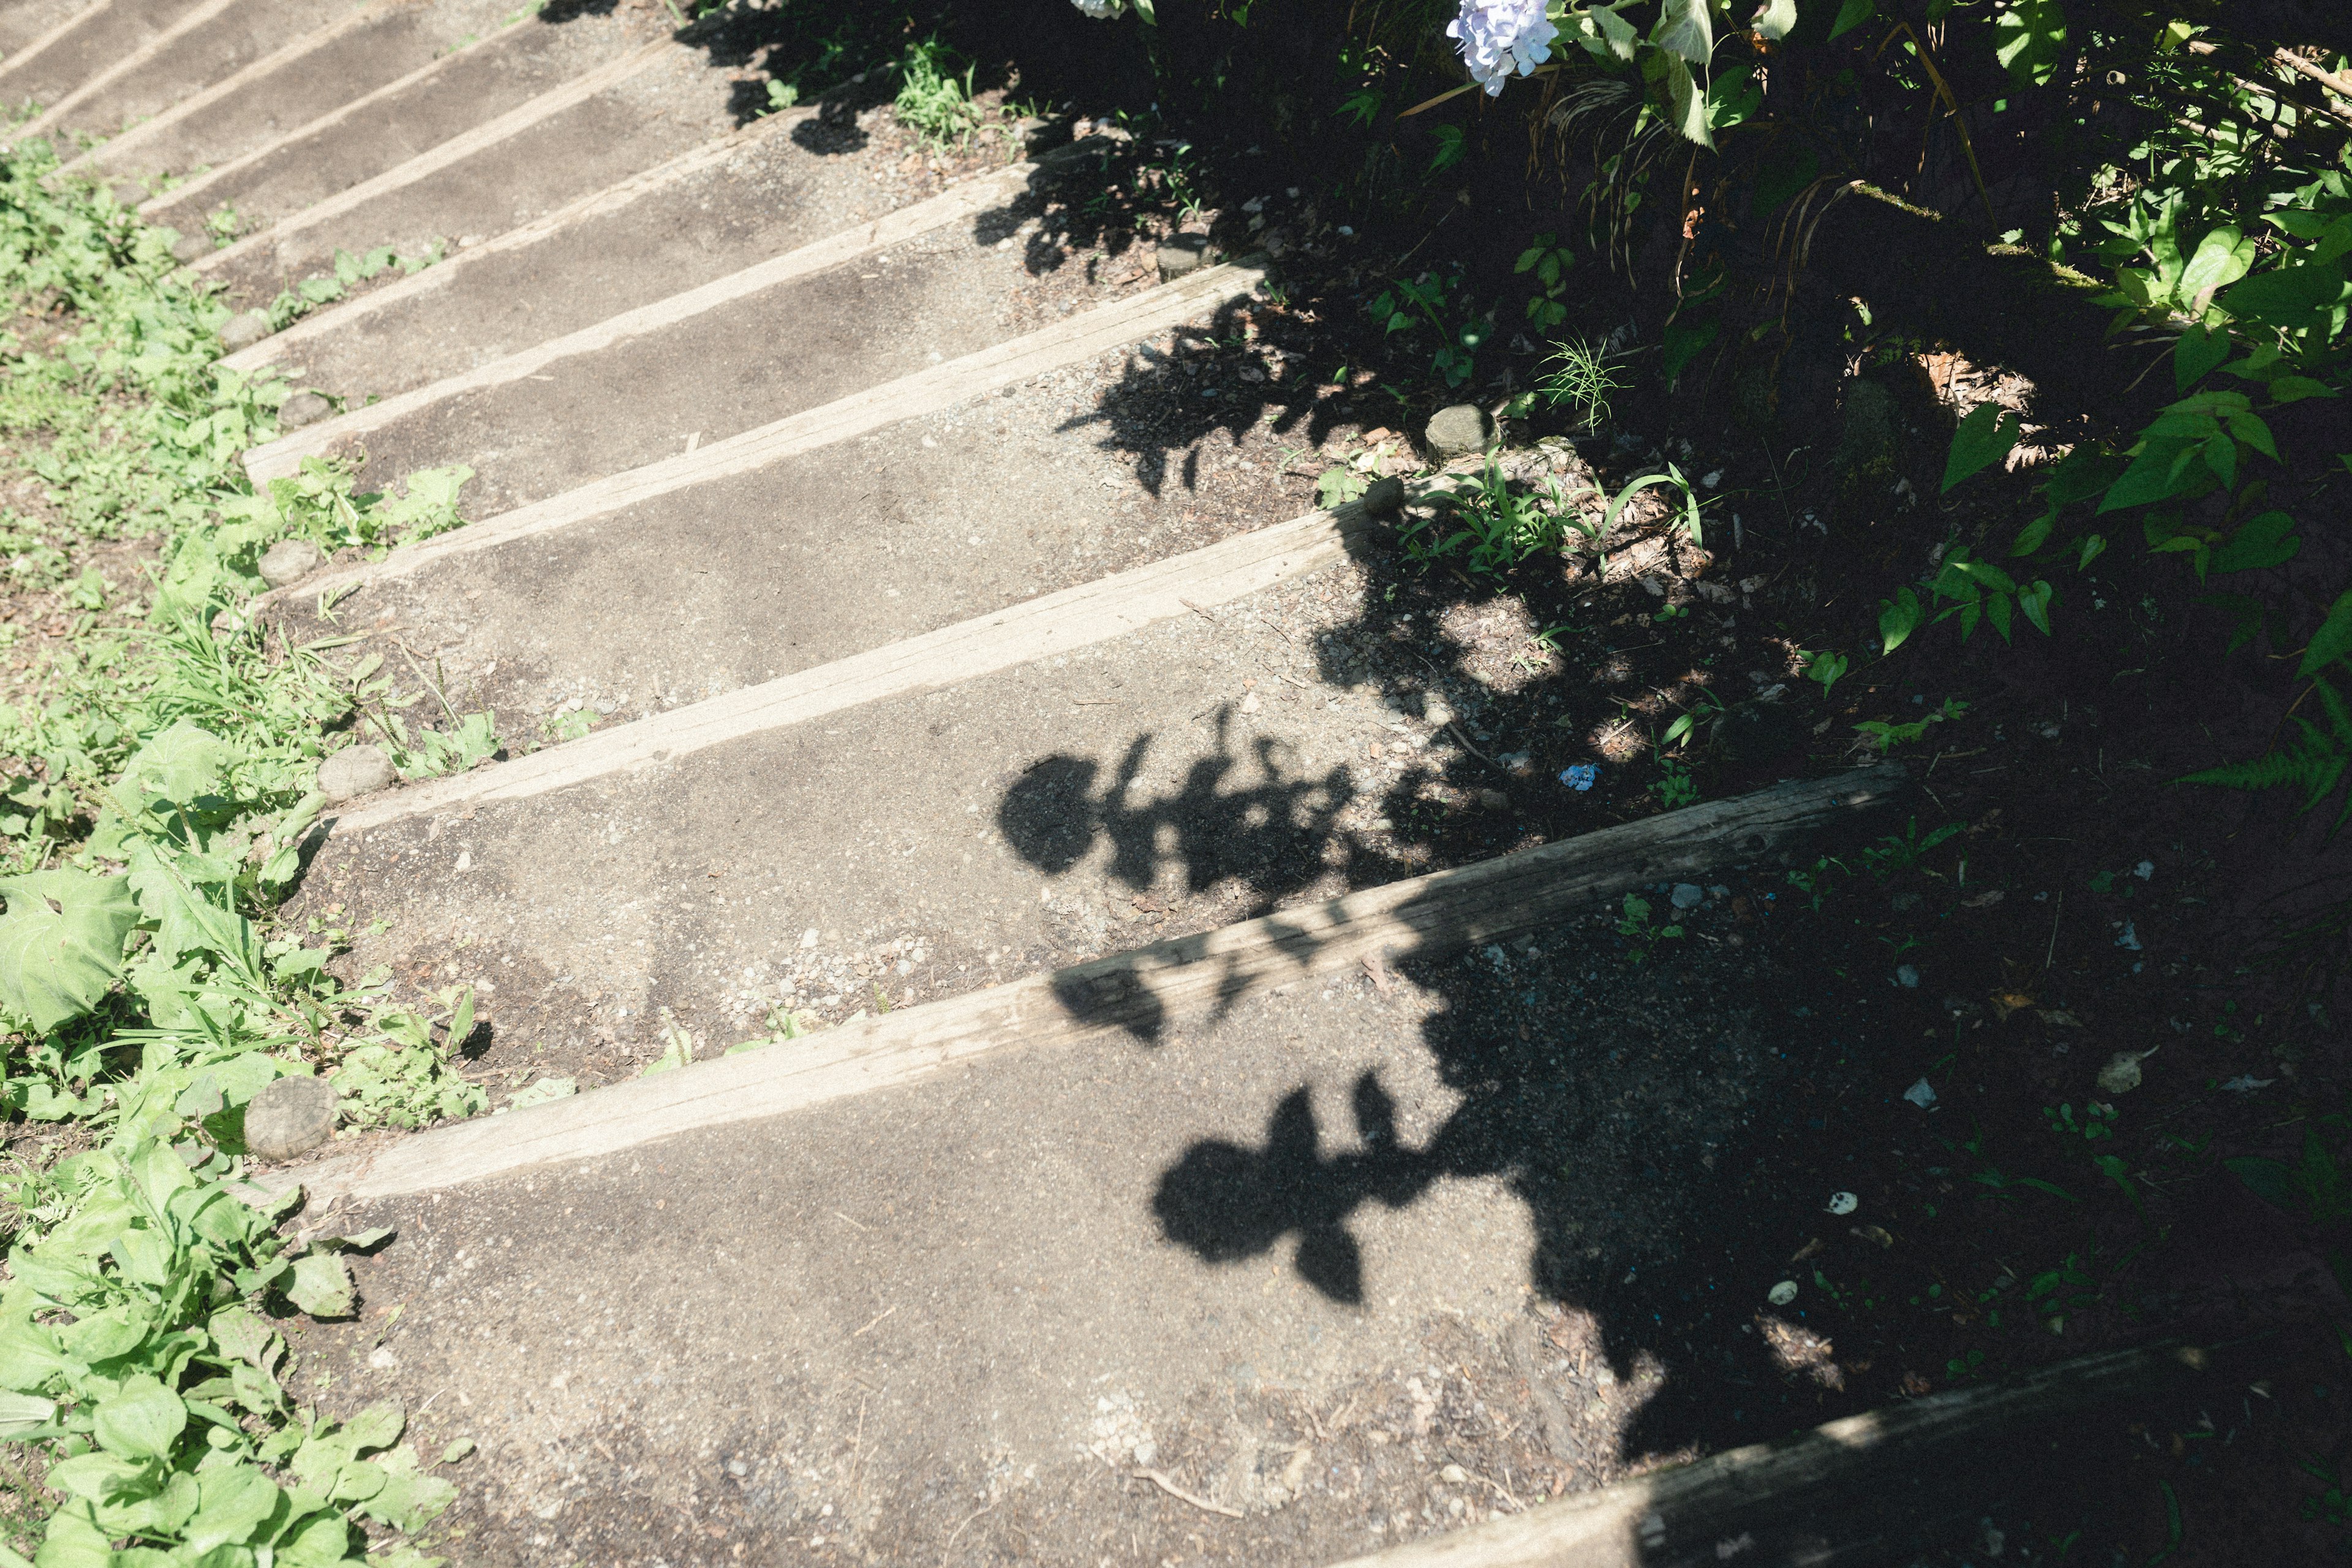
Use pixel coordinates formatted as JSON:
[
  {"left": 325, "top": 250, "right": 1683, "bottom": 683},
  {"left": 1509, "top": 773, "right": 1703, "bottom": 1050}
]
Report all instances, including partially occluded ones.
[
  {"left": 246, "top": 258, "right": 1268, "bottom": 604},
  {"left": 1320, "top": 1344, "right": 2201, "bottom": 1568},
  {"left": 56, "top": 0, "right": 390, "bottom": 176},
  {"left": 184, "top": 34, "right": 677, "bottom": 275},
  {"left": 217, "top": 102, "right": 825, "bottom": 373},
  {"left": 12, "top": 0, "right": 236, "bottom": 142},
  {"left": 265, "top": 767, "right": 1907, "bottom": 1207},
  {"left": 239, "top": 154, "right": 1046, "bottom": 470},
  {"left": 137, "top": 6, "right": 535, "bottom": 221},
  {"left": 0, "top": 0, "right": 105, "bottom": 86},
  {"left": 318, "top": 494, "right": 1370, "bottom": 834}
]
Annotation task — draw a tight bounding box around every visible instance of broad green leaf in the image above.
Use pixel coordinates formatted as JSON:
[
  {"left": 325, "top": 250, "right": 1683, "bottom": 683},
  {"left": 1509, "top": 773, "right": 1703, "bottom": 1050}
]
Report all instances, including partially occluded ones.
[
  {"left": 1652, "top": 0, "right": 1712, "bottom": 62},
  {"left": 1942, "top": 402, "right": 2022, "bottom": 492},
  {"left": 1828, "top": 0, "right": 1875, "bottom": 40},
  {"left": 1659, "top": 56, "right": 1714, "bottom": 147},
  {"left": 0, "top": 1393, "right": 53, "bottom": 1436},
  {"left": 357, "top": 1444, "right": 456, "bottom": 1532},
  {"left": 107, "top": 720, "right": 238, "bottom": 816},
  {"left": 285, "top": 1254, "right": 355, "bottom": 1319},
  {"left": 2222, "top": 259, "right": 2352, "bottom": 330},
  {"left": 184, "top": 1463, "right": 282, "bottom": 1552},
  {"left": 271, "top": 1510, "right": 356, "bottom": 1568},
  {"left": 0, "top": 870, "right": 137, "bottom": 1032},
  {"left": 2301, "top": 590, "right": 2352, "bottom": 679},
  {"left": 2173, "top": 322, "right": 2230, "bottom": 391},
  {"left": 2177, "top": 227, "right": 2255, "bottom": 303},
  {"left": 2213, "top": 511, "right": 2299, "bottom": 575},
  {"left": 2269, "top": 376, "right": 2339, "bottom": 404},
  {"left": 1750, "top": 0, "right": 1797, "bottom": 40},
  {"left": 1993, "top": 0, "right": 2067, "bottom": 86},
  {"left": 440, "top": 1438, "right": 474, "bottom": 1464},
  {"left": 91, "top": 1374, "right": 187, "bottom": 1462},
  {"left": 1879, "top": 588, "right": 1923, "bottom": 655}
]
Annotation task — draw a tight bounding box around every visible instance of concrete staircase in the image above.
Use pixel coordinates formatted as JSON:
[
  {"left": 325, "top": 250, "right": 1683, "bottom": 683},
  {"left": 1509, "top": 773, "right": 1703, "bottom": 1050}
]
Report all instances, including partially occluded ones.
[{"left": 9, "top": 4, "right": 1913, "bottom": 1562}]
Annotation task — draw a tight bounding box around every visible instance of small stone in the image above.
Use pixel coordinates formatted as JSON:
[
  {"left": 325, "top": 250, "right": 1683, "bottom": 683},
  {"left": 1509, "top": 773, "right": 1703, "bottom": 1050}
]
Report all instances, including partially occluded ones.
[
  {"left": 1895, "top": 963, "right": 1921, "bottom": 988},
  {"left": 1439, "top": 1463, "right": 1468, "bottom": 1485},
  {"left": 244, "top": 1074, "right": 339, "bottom": 1161},
  {"left": 1477, "top": 788, "right": 1509, "bottom": 811},
  {"left": 1423, "top": 403, "right": 1496, "bottom": 462},
  {"left": 1155, "top": 235, "right": 1209, "bottom": 282},
  {"left": 1768, "top": 1280, "right": 1799, "bottom": 1306},
  {"left": 317, "top": 744, "right": 397, "bottom": 802},
  {"left": 368, "top": 1346, "right": 397, "bottom": 1370},
  {"left": 171, "top": 231, "right": 212, "bottom": 264},
  {"left": 1360, "top": 475, "right": 1405, "bottom": 514},
  {"left": 277, "top": 390, "right": 333, "bottom": 429},
  {"left": 1239, "top": 692, "right": 1260, "bottom": 714},
  {"left": 1670, "top": 883, "right": 1704, "bottom": 910},
  {"left": 219, "top": 311, "right": 272, "bottom": 352},
  {"left": 2095, "top": 1051, "right": 2144, "bottom": 1095},
  {"left": 257, "top": 537, "right": 324, "bottom": 587}
]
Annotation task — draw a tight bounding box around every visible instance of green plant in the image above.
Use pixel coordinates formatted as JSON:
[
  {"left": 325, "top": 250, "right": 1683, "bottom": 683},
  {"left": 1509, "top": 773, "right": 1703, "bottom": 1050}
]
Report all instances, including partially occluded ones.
[
  {"left": 1854, "top": 697, "right": 1967, "bottom": 752},
  {"left": 1367, "top": 268, "right": 1490, "bottom": 389},
  {"left": 1534, "top": 336, "right": 1625, "bottom": 429},
  {"left": 1600, "top": 462, "right": 1702, "bottom": 547},
  {"left": 1613, "top": 891, "right": 1683, "bottom": 960},
  {"left": 265, "top": 243, "right": 441, "bottom": 331},
  {"left": 1514, "top": 233, "right": 1577, "bottom": 329},
  {"left": 1401, "top": 459, "right": 1564, "bottom": 576},
  {"left": 1858, "top": 816, "right": 1964, "bottom": 878},
  {"left": 2044, "top": 1100, "right": 2117, "bottom": 1142},
  {"left": 892, "top": 36, "right": 982, "bottom": 151},
  {"left": 1651, "top": 757, "right": 1700, "bottom": 809}
]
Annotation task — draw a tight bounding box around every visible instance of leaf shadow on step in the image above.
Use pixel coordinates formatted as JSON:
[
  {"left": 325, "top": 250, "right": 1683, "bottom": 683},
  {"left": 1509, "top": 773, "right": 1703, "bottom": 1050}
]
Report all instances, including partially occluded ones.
[{"left": 1055, "top": 293, "right": 1362, "bottom": 499}]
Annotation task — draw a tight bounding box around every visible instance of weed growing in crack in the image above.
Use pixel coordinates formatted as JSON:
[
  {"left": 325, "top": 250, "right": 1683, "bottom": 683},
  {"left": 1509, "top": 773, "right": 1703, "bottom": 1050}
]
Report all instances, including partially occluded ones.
[{"left": 892, "top": 36, "right": 984, "bottom": 151}]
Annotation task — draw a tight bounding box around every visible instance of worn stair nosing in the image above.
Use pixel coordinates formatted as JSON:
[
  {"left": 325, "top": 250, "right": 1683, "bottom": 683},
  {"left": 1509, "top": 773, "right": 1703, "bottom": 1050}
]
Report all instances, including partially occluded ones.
[
  {"left": 248, "top": 258, "right": 1265, "bottom": 600},
  {"left": 13, "top": 0, "right": 239, "bottom": 143},
  {"left": 0, "top": 0, "right": 107, "bottom": 87},
  {"left": 137, "top": 9, "right": 534, "bottom": 221},
  {"left": 239, "top": 152, "right": 1049, "bottom": 463},
  {"left": 316, "top": 489, "right": 1363, "bottom": 835},
  {"left": 56, "top": 0, "right": 388, "bottom": 176},
  {"left": 183, "top": 34, "right": 678, "bottom": 277},
  {"left": 268, "top": 767, "right": 1904, "bottom": 1207},
  {"left": 218, "top": 102, "right": 824, "bottom": 373}
]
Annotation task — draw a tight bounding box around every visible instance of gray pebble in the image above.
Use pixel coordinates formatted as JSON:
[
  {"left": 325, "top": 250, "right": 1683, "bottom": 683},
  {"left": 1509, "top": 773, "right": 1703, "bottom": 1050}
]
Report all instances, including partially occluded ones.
[
  {"left": 244, "top": 1075, "right": 338, "bottom": 1161},
  {"left": 318, "top": 744, "right": 397, "bottom": 802},
  {"left": 277, "top": 391, "right": 333, "bottom": 429},
  {"left": 1155, "top": 235, "right": 1209, "bottom": 282},
  {"left": 219, "top": 311, "right": 271, "bottom": 352},
  {"left": 1670, "top": 883, "right": 1705, "bottom": 911},
  {"left": 258, "top": 537, "right": 324, "bottom": 587},
  {"left": 1424, "top": 403, "right": 1496, "bottom": 462},
  {"left": 170, "top": 231, "right": 213, "bottom": 264},
  {"left": 1360, "top": 475, "right": 1404, "bottom": 515}
]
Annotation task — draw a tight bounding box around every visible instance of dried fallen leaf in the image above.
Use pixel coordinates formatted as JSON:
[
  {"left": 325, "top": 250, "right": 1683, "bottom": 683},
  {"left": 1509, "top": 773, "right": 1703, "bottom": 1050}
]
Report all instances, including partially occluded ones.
[
  {"left": 1962, "top": 889, "right": 2005, "bottom": 908},
  {"left": 1789, "top": 1236, "right": 1826, "bottom": 1264},
  {"left": 2037, "top": 1009, "right": 2083, "bottom": 1027},
  {"left": 1361, "top": 952, "right": 1396, "bottom": 997},
  {"left": 1850, "top": 1224, "right": 1895, "bottom": 1249},
  {"left": 1990, "top": 990, "right": 2037, "bottom": 1020}
]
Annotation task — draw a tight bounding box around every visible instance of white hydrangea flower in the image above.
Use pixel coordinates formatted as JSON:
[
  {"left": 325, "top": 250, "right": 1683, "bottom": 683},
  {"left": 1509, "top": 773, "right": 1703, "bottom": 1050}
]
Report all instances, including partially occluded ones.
[
  {"left": 1071, "top": 0, "right": 1125, "bottom": 15},
  {"left": 1447, "top": 0, "right": 1559, "bottom": 95}
]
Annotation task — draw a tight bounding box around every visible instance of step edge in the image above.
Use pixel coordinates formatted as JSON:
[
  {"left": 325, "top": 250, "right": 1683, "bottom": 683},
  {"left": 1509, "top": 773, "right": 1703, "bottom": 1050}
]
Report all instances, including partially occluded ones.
[
  {"left": 184, "top": 32, "right": 677, "bottom": 277},
  {"left": 138, "top": 6, "right": 535, "bottom": 220},
  {"left": 239, "top": 151, "right": 1042, "bottom": 464},
  {"left": 266, "top": 766, "right": 1905, "bottom": 1207},
  {"left": 0, "top": 0, "right": 110, "bottom": 86},
  {"left": 315, "top": 495, "right": 1365, "bottom": 835},
  {"left": 14, "top": 0, "right": 238, "bottom": 142},
  {"left": 246, "top": 258, "right": 1265, "bottom": 599},
  {"left": 216, "top": 100, "right": 823, "bottom": 372},
  {"left": 56, "top": 0, "right": 390, "bottom": 176}
]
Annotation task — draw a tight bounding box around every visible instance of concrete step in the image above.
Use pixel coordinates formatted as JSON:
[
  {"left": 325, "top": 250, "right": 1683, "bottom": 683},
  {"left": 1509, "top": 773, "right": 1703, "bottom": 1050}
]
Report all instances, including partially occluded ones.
[
  {"left": 220, "top": 103, "right": 1004, "bottom": 404},
  {"left": 275, "top": 772, "right": 1896, "bottom": 1565},
  {"left": 58, "top": 0, "right": 485, "bottom": 181},
  {"left": 245, "top": 154, "right": 1125, "bottom": 511},
  {"left": 14, "top": 0, "right": 352, "bottom": 154},
  {"left": 182, "top": 33, "right": 755, "bottom": 303},
  {"left": 0, "top": 0, "right": 212, "bottom": 112},
  {"left": 0, "top": 0, "right": 94, "bottom": 63},
  {"left": 249, "top": 262, "right": 1267, "bottom": 731},
  {"left": 138, "top": 4, "right": 662, "bottom": 264}
]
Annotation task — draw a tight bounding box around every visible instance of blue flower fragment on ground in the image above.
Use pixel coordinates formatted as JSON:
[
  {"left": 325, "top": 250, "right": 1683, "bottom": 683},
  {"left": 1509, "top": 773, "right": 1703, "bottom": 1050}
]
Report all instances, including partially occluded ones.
[{"left": 1559, "top": 763, "right": 1597, "bottom": 791}]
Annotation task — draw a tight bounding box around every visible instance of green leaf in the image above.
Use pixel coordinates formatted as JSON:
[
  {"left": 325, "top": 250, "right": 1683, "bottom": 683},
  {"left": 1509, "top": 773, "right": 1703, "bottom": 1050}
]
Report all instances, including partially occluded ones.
[
  {"left": 2269, "top": 376, "right": 2339, "bottom": 404},
  {"left": 2174, "top": 322, "right": 2230, "bottom": 391},
  {"left": 1878, "top": 588, "right": 1923, "bottom": 654},
  {"left": 2212, "top": 511, "right": 2299, "bottom": 575},
  {"left": 1942, "top": 403, "right": 2022, "bottom": 492},
  {"left": 107, "top": 720, "right": 238, "bottom": 815},
  {"left": 92, "top": 1374, "right": 187, "bottom": 1462},
  {"left": 0, "top": 870, "right": 137, "bottom": 1031},
  {"left": 1659, "top": 55, "right": 1714, "bottom": 148},
  {"left": 1750, "top": 0, "right": 1797, "bottom": 41},
  {"left": 2177, "top": 227, "right": 2255, "bottom": 303},
  {"left": 0, "top": 1393, "right": 54, "bottom": 1436},
  {"left": 1992, "top": 0, "right": 2067, "bottom": 86},
  {"left": 440, "top": 1438, "right": 475, "bottom": 1464},
  {"left": 184, "top": 1463, "right": 284, "bottom": 1553},
  {"left": 1829, "top": 0, "right": 1875, "bottom": 39},
  {"left": 1652, "top": 0, "right": 1713, "bottom": 62},
  {"left": 286, "top": 1254, "right": 355, "bottom": 1319},
  {"left": 2301, "top": 590, "right": 2352, "bottom": 679}
]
